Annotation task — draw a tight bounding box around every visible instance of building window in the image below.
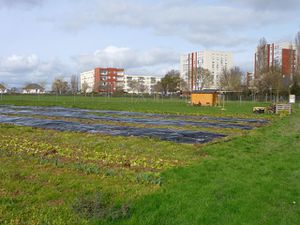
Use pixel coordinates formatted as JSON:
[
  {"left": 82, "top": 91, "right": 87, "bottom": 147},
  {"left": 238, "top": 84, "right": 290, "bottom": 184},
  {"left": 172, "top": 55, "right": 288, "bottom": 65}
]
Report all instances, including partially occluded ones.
[{"left": 100, "top": 70, "right": 107, "bottom": 75}]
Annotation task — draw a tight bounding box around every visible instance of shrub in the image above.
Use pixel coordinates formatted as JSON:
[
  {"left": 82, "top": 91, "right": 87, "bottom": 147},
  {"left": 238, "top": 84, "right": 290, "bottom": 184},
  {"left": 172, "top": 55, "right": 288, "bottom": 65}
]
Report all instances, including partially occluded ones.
[{"left": 72, "top": 192, "right": 131, "bottom": 220}]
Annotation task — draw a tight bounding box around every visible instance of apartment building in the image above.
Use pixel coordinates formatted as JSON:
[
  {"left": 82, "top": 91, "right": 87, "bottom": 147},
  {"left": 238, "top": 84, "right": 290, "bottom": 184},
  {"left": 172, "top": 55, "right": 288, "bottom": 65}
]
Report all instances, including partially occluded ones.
[
  {"left": 180, "top": 50, "right": 233, "bottom": 90},
  {"left": 124, "top": 75, "right": 161, "bottom": 94},
  {"left": 254, "top": 42, "right": 296, "bottom": 78},
  {"left": 80, "top": 67, "right": 125, "bottom": 93}
]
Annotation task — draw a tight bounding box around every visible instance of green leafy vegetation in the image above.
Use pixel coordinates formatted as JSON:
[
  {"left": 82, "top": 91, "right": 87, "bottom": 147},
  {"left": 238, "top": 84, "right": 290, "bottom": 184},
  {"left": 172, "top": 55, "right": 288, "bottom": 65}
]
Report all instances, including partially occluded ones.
[{"left": 0, "top": 95, "right": 299, "bottom": 224}]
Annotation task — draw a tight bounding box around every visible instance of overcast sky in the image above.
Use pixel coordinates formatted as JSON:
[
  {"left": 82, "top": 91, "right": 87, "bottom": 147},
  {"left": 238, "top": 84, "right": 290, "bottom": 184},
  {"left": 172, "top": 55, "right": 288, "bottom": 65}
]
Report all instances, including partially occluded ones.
[{"left": 0, "top": 0, "right": 299, "bottom": 88}]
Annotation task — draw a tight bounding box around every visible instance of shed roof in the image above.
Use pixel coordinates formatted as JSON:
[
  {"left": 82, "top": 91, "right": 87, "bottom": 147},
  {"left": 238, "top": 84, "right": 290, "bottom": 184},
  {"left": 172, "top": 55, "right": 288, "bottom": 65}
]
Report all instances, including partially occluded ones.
[{"left": 192, "top": 89, "right": 219, "bottom": 94}]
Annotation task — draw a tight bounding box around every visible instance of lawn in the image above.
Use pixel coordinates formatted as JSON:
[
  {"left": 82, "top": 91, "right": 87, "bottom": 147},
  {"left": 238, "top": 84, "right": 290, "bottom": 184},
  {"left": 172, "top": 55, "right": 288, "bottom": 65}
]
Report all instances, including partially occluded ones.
[{"left": 0, "top": 95, "right": 299, "bottom": 225}]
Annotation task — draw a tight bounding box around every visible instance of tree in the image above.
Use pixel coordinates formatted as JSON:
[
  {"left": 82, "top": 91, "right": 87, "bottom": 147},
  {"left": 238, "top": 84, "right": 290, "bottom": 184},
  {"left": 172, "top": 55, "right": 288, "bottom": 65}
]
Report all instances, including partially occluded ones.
[
  {"left": 290, "top": 78, "right": 300, "bottom": 95},
  {"left": 195, "top": 68, "right": 213, "bottom": 90},
  {"left": 219, "top": 67, "right": 243, "bottom": 92},
  {"left": 255, "top": 37, "right": 269, "bottom": 78},
  {"left": 0, "top": 83, "right": 6, "bottom": 92},
  {"left": 39, "top": 81, "right": 46, "bottom": 91},
  {"left": 114, "top": 85, "right": 124, "bottom": 95},
  {"left": 10, "top": 87, "right": 19, "bottom": 94},
  {"left": 128, "top": 80, "right": 139, "bottom": 94},
  {"left": 52, "top": 78, "right": 69, "bottom": 95},
  {"left": 291, "top": 31, "right": 300, "bottom": 94},
  {"left": 160, "top": 70, "right": 181, "bottom": 94},
  {"left": 137, "top": 82, "right": 147, "bottom": 94},
  {"left": 70, "top": 75, "right": 79, "bottom": 95},
  {"left": 254, "top": 64, "right": 289, "bottom": 101},
  {"left": 295, "top": 31, "right": 300, "bottom": 74},
  {"left": 180, "top": 79, "right": 189, "bottom": 92},
  {"left": 153, "top": 81, "right": 163, "bottom": 93},
  {"left": 81, "top": 81, "right": 90, "bottom": 96}
]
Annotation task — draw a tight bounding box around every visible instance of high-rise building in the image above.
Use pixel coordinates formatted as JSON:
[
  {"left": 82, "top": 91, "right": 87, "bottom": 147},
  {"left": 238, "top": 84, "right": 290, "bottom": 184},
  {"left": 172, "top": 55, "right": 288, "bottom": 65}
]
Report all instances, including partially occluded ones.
[
  {"left": 124, "top": 75, "right": 161, "bottom": 94},
  {"left": 254, "top": 42, "right": 296, "bottom": 79},
  {"left": 80, "top": 67, "right": 124, "bottom": 93},
  {"left": 180, "top": 50, "right": 233, "bottom": 90}
]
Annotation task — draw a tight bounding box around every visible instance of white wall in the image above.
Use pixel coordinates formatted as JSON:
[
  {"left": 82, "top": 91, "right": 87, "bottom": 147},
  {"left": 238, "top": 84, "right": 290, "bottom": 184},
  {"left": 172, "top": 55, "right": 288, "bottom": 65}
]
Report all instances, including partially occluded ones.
[
  {"left": 180, "top": 50, "right": 233, "bottom": 90},
  {"left": 80, "top": 70, "right": 95, "bottom": 93},
  {"left": 124, "top": 75, "right": 161, "bottom": 94},
  {"left": 22, "top": 89, "right": 44, "bottom": 94}
]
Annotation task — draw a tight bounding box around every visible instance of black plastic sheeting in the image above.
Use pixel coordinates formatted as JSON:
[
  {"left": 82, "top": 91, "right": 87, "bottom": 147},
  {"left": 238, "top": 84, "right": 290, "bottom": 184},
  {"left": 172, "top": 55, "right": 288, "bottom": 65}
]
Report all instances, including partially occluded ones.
[
  {"left": 0, "top": 106, "right": 258, "bottom": 130},
  {"left": 0, "top": 105, "right": 268, "bottom": 124},
  {"left": 0, "top": 115, "right": 226, "bottom": 144}
]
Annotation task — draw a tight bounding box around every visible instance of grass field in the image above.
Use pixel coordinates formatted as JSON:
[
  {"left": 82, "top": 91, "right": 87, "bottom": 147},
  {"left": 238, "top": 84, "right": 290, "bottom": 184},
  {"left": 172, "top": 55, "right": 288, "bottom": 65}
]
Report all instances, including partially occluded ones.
[
  {"left": 0, "top": 95, "right": 299, "bottom": 225},
  {"left": 0, "top": 94, "right": 271, "bottom": 116}
]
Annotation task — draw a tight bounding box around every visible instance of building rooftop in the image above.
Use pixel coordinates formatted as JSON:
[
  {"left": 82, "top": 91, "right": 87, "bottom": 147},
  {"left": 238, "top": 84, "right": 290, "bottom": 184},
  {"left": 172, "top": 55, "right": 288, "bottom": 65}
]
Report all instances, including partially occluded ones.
[
  {"left": 24, "top": 83, "right": 44, "bottom": 90},
  {"left": 192, "top": 89, "right": 219, "bottom": 93}
]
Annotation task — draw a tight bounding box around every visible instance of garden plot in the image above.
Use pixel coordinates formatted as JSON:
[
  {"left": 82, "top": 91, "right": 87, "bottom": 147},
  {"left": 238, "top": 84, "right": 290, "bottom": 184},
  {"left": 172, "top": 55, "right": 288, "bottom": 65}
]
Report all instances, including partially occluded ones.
[
  {"left": 0, "top": 106, "right": 263, "bottom": 130},
  {"left": 0, "top": 115, "right": 226, "bottom": 144},
  {"left": 1, "top": 105, "right": 268, "bottom": 124}
]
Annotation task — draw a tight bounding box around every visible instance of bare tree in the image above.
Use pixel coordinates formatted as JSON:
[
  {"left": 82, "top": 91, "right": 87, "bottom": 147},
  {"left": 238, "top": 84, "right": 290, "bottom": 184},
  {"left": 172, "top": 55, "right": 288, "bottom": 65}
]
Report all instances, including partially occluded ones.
[
  {"left": 153, "top": 81, "right": 163, "bottom": 93},
  {"left": 254, "top": 64, "right": 288, "bottom": 100},
  {"left": 195, "top": 68, "right": 213, "bottom": 90},
  {"left": 290, "top": 32, "right": 300, "bottom": 95},
  {"left": 180, "top": 79, "right": 189, "bottom": 92},
  {"left": 39, "top": 81, "right": 46, "bottom": 91},
  {"left": 70, "top": 75, "right": 79, "bottom": 95},
  {"left": 255, "top": 37, "right": 269, "bottom": 78},
  {"left": 81, "top": 81, "right": 90, "bottom": 96},
  {"left": 52, "top": 78, "right": 69, "bottom": 95},
  {"left": 295, "top": 31, "right": 300, "bottom": 74},
  {"left": 0, "top": 83, "right": 6, "bottom": 92},
  {"left": 128, "top": 80, "right": 139, "bottom": 94},
  {"left": 115, "top": 85, "right": 124, "bottom": 94},
  {"left": 138, "top": 82, "right": 147, "bottom": 94},
  {"left": 219, "top": 67, "right": 243, "bottom": 91}
]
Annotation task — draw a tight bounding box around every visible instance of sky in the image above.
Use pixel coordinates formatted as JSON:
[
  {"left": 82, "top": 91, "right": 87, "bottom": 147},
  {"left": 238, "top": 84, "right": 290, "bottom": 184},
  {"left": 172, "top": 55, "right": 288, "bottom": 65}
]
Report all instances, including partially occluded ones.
[{"left": 0, "top": 0, "right": 300, "bottom": 89}]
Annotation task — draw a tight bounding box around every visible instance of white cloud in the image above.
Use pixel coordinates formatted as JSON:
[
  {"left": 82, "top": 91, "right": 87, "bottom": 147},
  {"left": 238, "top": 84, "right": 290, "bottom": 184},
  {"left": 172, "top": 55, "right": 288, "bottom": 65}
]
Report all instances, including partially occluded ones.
[
  {"left": 0, "top": 47, "right": 179, "bottom": 88},
  {"left": 49, "top": 0, "right": 296, "bottom": 47},
  {"left": 0, "top": 54, "right": 70, "bottom": 88},
  {"left": 72, "top": 46, "right": 179, "bottom": 74},
  {"left": 223, "top": 0, "right": 300, "bottom": 11},
  {"left": 0, "top": 54, "right": 39, "bottom": 73},
  {"left": 0, "top": 0, "right": 44, "bottom": 9}
]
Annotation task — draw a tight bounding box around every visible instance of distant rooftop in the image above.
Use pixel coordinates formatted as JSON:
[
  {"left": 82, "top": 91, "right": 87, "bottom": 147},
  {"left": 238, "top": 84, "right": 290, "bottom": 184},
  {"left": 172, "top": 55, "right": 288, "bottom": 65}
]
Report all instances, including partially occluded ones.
[{"left": 24, "top": 83, "right": 44, "bottom": 90}]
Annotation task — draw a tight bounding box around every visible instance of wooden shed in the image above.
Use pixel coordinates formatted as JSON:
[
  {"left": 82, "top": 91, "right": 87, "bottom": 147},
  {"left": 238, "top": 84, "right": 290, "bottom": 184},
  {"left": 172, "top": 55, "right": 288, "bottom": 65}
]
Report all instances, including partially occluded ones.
[{"left": 191, "top": 90, "right": 219, "bottom": 106}]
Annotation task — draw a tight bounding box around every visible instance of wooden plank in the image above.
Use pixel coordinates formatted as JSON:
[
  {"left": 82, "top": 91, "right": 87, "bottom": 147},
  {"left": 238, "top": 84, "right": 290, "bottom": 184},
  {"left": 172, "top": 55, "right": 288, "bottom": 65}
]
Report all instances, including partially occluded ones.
[{"left": 275, "top": 104, "right": 292, "bottom": 114}]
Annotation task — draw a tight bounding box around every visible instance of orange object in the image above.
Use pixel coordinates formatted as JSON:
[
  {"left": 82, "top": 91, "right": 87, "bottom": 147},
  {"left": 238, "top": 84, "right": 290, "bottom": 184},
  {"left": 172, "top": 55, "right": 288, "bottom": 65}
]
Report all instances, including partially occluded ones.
[{"left": 191, "top": 90, "right": 219, "bottom": 106}]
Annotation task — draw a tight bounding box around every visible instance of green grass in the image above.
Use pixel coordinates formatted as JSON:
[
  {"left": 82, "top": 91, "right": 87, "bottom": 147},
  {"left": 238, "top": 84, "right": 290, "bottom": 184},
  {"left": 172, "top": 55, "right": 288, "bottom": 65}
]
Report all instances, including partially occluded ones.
[
  {"left": 122, "top": 113, "right": 300, "bottom": 225},
  {"left": 0, "top": 94, "right": 271, "bottom": 117},
  {"left": 1, "top": 95, "right": 299, "bottom": 224}
]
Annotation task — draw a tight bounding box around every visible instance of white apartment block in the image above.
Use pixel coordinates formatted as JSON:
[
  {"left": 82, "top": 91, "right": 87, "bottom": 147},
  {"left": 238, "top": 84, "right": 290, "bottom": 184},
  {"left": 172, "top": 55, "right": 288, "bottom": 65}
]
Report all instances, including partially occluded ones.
[
  {"left": 124, "top": 75, "right": 161, "bottom": 94},
  {"left": 80, "top": 70, "right": 95, "bottom": 93},
  {"left": 180, "top": 50, "right": 233, "bottom": 90}
]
